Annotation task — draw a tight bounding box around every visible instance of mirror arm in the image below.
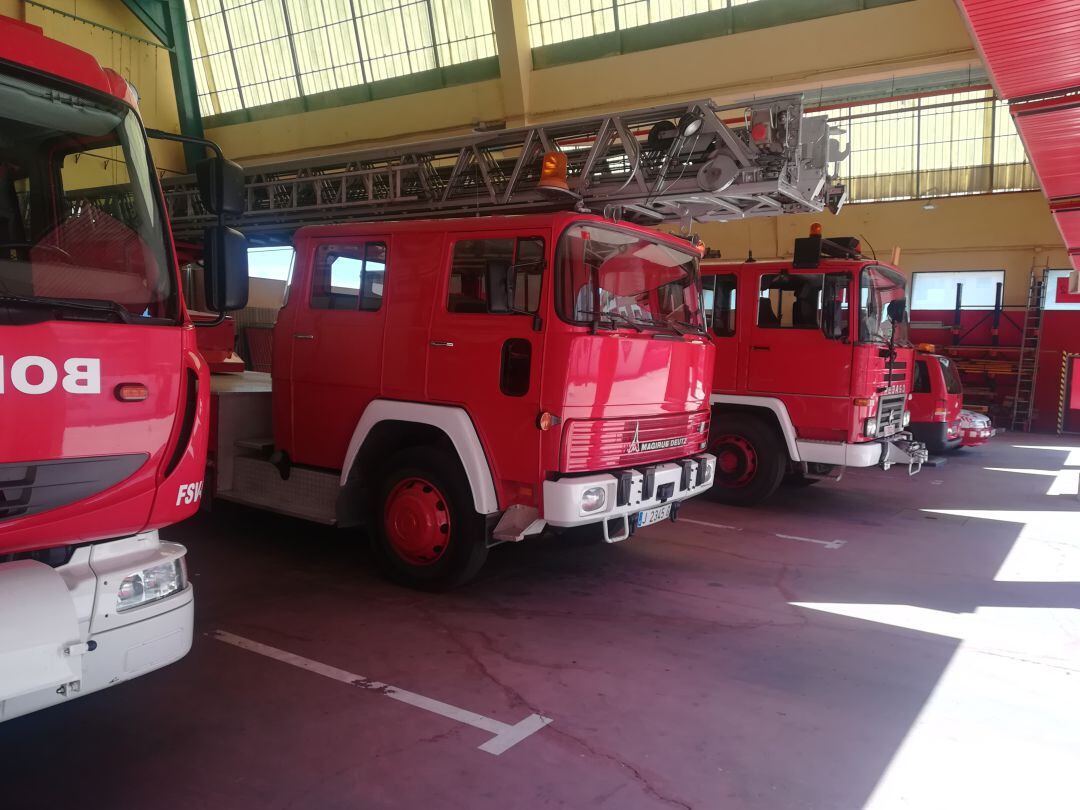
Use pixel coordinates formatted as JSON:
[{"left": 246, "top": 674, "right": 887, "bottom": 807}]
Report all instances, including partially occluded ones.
[{"left": 148, "top": 129, "right": 233, "bottom": 327}]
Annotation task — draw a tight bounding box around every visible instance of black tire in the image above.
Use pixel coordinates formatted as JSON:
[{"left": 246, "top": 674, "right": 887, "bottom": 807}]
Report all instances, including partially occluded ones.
[
  {"left": 705, "top": 413, "right": 786, "bottom": 506},
  {"left": 372, "top": 447, "right": 488, "bottom": 590}
]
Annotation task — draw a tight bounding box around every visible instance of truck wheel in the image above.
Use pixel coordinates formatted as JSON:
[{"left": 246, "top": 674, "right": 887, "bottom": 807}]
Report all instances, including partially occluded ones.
[
  {"left": 705, "top": 414, "right": 786, "bottom": 506},
  {"left": 373, "top": 447, "right": 488, "bottom": 590}
]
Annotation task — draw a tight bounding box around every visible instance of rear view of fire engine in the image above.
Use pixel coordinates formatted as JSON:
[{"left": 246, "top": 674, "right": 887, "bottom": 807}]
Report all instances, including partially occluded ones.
[
  {"left": 701, "top": 228, "right": 928, "bottom": 505},
  {"left": 165, "top": 95, "right": 850, "bottom": 587}
]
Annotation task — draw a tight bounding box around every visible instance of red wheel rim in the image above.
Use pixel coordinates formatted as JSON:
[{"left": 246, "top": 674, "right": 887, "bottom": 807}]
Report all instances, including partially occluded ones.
[
  {"left": 710, "top": 434, "right": 758, "bottom": 488},
  {"left": 384, "top": 477, "right": 451, "bottom": 566}
]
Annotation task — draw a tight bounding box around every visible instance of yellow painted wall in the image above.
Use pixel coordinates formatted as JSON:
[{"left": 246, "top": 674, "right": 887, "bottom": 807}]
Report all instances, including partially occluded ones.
[
  {"left": 692, "top": 192, "right": 1068, "bottom": 306},
  {"left": 5, "top": 0, "right": 185, "bottom": 174}
]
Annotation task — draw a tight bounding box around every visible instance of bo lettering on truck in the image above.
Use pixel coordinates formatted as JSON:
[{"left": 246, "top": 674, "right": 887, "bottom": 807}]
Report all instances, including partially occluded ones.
[{"left": 0, "top": 355, "right": 101, "bottom": 394}]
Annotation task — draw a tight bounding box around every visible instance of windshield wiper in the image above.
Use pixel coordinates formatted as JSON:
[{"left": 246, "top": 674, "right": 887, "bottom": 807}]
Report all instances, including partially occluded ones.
[
  {"left": 0, "top": 294, "right": 134, "bottom": 324},
  {"left": 661, "top": 317, "right": 708, "bottom": 337},
  {"left": 578, "top": 310, "right": 645, "bottom": 332}
]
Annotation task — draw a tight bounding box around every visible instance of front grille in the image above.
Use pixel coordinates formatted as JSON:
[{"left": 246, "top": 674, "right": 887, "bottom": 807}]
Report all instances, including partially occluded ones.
[
  {"left": 561, "top": 411, "right": 709, "bottom": 473},
  {"left": 0, "top": 454, "right": 148, "bottom": 522},
  {"left": 876, "top": 394, "right": 906, "bottom": 436}
]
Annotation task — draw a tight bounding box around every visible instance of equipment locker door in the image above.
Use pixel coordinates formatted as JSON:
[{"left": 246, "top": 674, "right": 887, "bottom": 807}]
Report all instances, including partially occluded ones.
[
  {"left": 745, "top": 270, "right": 852, "bottom": 397},
  {"left": 426, "top": 231, "right": 546, "bottom": 506},
  {"left": 288, "top": 236, "right": 389, "bottom": 469}
]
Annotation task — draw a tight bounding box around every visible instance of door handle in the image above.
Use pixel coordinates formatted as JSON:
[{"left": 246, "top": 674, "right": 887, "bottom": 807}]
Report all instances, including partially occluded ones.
[
  {"left": 293, "top": 333, "right": 315, "bottom": 340},
  {"left": 430, "top": 340, "right": 455, "bottom": 348},
  {"left": 750, "top": 345, "right": 771, "bottom": 351}
]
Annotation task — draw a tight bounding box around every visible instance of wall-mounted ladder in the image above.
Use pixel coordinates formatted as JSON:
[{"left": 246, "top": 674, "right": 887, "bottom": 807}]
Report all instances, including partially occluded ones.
[
  {"left": 1010, "top": 268, "right": 1046, "bottom": 431},
  {"left": 162, "top": 94, "right": 848, "bottom": 243}
]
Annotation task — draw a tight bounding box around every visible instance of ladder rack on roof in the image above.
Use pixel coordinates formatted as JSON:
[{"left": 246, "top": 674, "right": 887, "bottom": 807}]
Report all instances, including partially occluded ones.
[{"left": 162, "top": 94, "right": 848, "bottom": 244}]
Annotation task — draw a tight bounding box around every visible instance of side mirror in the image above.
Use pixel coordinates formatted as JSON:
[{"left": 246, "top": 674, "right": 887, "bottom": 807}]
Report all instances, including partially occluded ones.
[
  {"left": 821, "top": 272, "right": 850, "bottom": 340},
  {"left": 196, "top": 156, "right": 245, "bottom": 216},
  {"left": 486, "top": 258, "right": 514, "bottom": 314},
  {"left": 203, "top": 225, "right": 249, "bottom": 312},
  {"left": 887, "top": 298, "right": 907, "bottom": 324}
]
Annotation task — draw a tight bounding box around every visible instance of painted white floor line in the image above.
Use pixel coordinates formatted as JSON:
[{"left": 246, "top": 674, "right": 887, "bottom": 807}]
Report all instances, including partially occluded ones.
[
  {"left": 679, "top": 518, "right": 742, "bottom": 531},
  {"left": 775, "top": 533, "right": 846, "bottom": 550},
  {"left": 212, "top": 630, "right": 552, "bottom": 755}
]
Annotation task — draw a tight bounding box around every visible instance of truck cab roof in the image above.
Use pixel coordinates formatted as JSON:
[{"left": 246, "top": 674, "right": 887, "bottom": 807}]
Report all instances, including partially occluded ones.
[
  {"left": 294, "top": 212, "right": 704, "bottom": 253},
  {"left": 0, "top": 14, "right": 136, "bottom": 107}
]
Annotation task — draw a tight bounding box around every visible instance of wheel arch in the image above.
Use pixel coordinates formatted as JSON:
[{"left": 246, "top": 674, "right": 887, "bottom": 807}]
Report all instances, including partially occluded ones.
[
  {"left": 709, "top": 395, "right": 800, "bottom": 461},
  {"left": 337, "top": 400, "right": 499, "bottom": 526}
]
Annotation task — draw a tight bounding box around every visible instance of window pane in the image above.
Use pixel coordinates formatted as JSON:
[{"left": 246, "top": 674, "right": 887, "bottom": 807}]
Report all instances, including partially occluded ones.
[
  {"left": 448, "top": 238, "right": 514, "bottom": 313},
  {"left": 758, "top": 274, "right": 822, "bottom": 329},
  {"left": 911, "top": 270, "right": 1004, "bottom": 310},
  {"left": 185, "top": 0, "right": 499, "bottom": 113}
]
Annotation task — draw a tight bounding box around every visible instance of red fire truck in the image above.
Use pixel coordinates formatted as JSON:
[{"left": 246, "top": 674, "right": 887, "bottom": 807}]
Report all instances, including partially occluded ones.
[
  {"left": 700, "top": 228, "right": 928, "bottom": 505},
  {"left": 209, "top": 214, "right": 717, "bottom": 588},
  {"left": 0, "top": 16, "right": 246, "bottom": 720},
  {"left": 170, "top": 96, "right": 849, "bottom": 588}
]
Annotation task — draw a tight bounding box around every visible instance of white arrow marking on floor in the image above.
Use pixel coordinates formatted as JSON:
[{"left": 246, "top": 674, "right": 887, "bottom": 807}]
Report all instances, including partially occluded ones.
[
  {"left": 212, "top": 630, "right": 552, "bottom": 755},
  {"left": 774, "top": 533, "right": 847, "bottom": 550},
  {"left": 679, "top": 518, "right": 845, "bottom": 550}
]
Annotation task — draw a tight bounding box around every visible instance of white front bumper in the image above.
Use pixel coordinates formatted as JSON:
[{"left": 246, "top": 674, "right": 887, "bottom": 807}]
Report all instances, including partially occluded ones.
[
  {"left": 543, "top": 454, "right": 716, "bottom": 539},
  {"left": 0, "top": 531, "right": 194, "bottom": 722}
]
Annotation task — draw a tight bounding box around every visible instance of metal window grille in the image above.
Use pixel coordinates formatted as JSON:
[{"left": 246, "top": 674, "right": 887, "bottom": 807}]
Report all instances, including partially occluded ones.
[
  {"left": 185, "top": 0, "right": 498, "bottom": 116},
  {"left": 525, "top": 0, "right": 761, "bottom": 47},
  {"left": 815, "top": 89, "right": 1038, "bottom": 204}
]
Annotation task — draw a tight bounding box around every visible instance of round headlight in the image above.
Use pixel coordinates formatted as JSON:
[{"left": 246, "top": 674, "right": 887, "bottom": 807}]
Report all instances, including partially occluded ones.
[{"left": 580, "top": 486, "right": 607, "bottom": 514}]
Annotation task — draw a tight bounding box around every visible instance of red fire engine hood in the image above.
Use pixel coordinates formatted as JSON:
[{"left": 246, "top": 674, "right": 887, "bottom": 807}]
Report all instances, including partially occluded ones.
[
  {"left": 0, "top": 322, "right": 187, "bottom": 554},
  {"left": 555, "top": 332, "right": 714, "bottom": 417}
]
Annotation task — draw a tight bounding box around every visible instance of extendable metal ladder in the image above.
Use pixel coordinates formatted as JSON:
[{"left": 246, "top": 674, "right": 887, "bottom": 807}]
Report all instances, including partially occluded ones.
[
  {"left": 161, "top": 94, "right": 849, "bottom": 243},
  {"left": 1010, "top": 269, "right": 1046, "bottom": 431}
]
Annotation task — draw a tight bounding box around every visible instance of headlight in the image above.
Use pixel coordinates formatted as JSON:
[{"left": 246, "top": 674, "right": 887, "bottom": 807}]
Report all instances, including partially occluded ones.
[
  {"left": 902, "top": 411, "right": 912, "bottom": 427},
  {"left": 864, "top": 418, "right": 878, "bottom": 437},
  {"left": 580, "top": 486, "right": 607, "bottom": 515},
  {"left": 117, "top": 558, "right": 186, "bottom": 612}
]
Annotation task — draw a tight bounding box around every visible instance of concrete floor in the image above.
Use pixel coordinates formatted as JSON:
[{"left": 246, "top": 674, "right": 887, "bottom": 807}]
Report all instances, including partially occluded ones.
[{"left": 2, "top": 435, "right": 1079, "bottom": 810}]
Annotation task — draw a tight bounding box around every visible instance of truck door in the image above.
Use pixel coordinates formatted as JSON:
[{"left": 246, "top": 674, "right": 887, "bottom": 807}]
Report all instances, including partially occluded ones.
[
  {"left": 746, "top": 270, "right": 852, "bottom": 397},
  {"left": 426, "top": 232, "right": 546, "bottom": 507},
  {"left": 288, "top": 237, "right": 389, "bottom": 469},
  {"left": 703, "top": 272, "right": 738, "bottom": 391}
]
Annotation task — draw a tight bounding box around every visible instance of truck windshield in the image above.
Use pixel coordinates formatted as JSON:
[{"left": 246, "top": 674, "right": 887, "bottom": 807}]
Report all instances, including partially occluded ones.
[
  {"left": 937, "top": 355, "right": 963, "bottom": 394},
  {"left": 0, "top": 71, "right": 176, "bottom": 323},
  {"left": 557, "top": 223, "right": 703, "bottom": 333},
  {"left": 859, "top": 265, "right": 908, "bottom": 345}
]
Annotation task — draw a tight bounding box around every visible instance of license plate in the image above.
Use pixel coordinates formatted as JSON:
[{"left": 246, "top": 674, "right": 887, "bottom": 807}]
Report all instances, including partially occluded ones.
[{"left": 636, "top": 503, "right": 672, "bottom": 528}]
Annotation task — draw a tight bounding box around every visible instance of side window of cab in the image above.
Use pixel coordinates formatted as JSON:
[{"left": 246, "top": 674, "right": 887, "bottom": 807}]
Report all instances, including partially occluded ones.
[
  {"left": 703, "top": 274, "right": 737, "bottom": 336},
  {"left": 448, "top": 237, "right": 544, "bottom": 314},
  {"left": 310, "top": 241, "right": 386, "bottom": 311}
]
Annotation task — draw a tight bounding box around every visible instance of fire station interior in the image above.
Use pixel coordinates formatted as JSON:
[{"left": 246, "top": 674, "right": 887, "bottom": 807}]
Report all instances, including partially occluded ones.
[{"left": 2, "top": 1, "right": 1080, "bottom": 809}]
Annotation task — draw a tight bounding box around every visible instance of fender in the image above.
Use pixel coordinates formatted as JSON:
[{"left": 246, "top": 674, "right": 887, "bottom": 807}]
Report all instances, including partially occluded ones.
[
  {"left": 340, "top": 400, "right": 499, "bottom": 515},
  {"left": 709, "top": 394, "right": 801, "bottom": 461}
]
